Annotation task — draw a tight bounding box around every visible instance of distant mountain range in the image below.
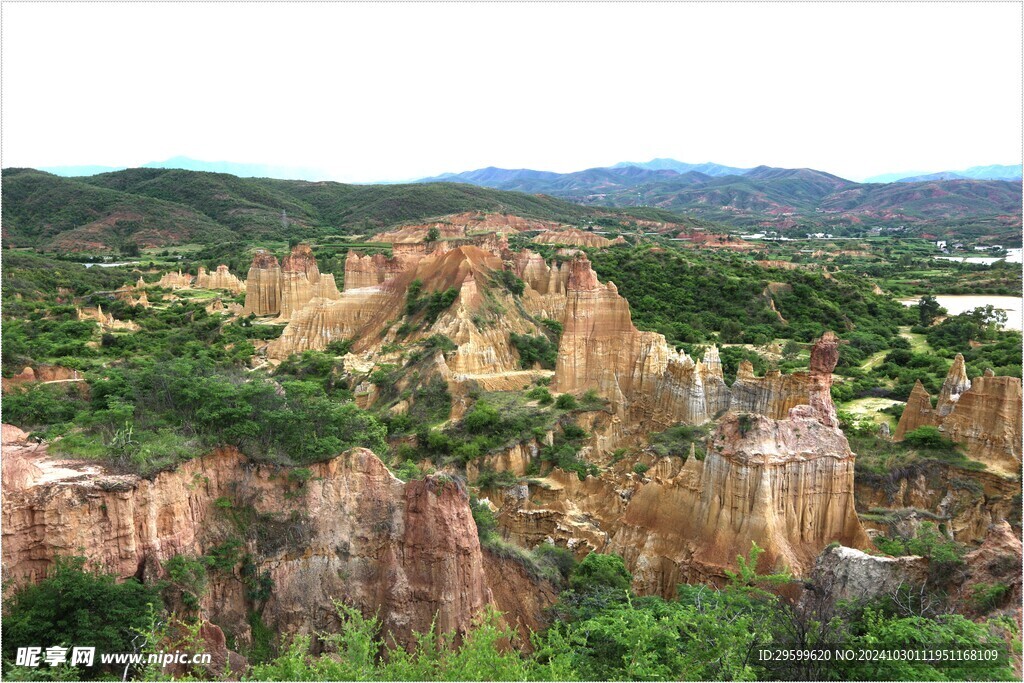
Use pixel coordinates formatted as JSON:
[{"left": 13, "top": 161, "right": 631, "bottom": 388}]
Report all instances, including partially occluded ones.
[
  {"left": 12, "top": 157, "right": 1021, "bottom": 249},
  {"left": 864, "top": 164, "right": 1021, "bottom": 184},
  {"left": 417, "top": 161, "right": 1022, "bottom": 234}
]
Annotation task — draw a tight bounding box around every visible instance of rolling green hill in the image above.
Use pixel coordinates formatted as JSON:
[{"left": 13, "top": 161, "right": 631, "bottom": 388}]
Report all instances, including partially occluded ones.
[
  {"left": 2, "top": 167, "right": 701, "bottom": 252},
  {"left": 1, "top": 169, "right": 235, "bottom": 251}
]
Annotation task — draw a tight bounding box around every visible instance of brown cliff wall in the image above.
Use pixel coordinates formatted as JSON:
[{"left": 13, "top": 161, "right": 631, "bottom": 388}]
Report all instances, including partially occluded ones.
[{"left": 1, "top": 443, "right": 553, "bottom": 647}]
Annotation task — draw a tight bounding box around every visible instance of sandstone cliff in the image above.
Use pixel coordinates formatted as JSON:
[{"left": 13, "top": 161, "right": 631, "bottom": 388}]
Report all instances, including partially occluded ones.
[
  {"left": 894, "top": 356, "right": 1022, "bottom": 474},
  {"left": 606, "top": 335, "right": 866, "bottom": 590},
  {"left": 488, "top": 334, "right": 868, "bottom": 592},
  {"left": 1, "top": 440, "right": 556, "bottom": 649},
  {"left": 544, "top": 253, "right": 827, "bottom": 430}
]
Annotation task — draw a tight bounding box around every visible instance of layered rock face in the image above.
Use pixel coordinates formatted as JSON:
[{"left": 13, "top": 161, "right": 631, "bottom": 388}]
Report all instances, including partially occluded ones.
[
  {"left": 279, "top": 244, "right": 340, "bottom": 320},
  {"left": 342, "top": 243, "right": 453, "bottom": 290},
  {"left": 895, "top": 355, "right": 1022, "bottom": 474},
  {"left": 269, "top": 246, "right": 543, "bottom": 370},
  {"left": 2, "top": 441, "right": 555, "bottom": 647},
  {"left": 196, "top": 264, "right": 245, "bottom": 293}
]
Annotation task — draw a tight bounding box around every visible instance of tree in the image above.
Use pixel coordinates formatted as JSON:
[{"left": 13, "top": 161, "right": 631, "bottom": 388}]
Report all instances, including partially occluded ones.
[
  {"left": 425, "top": 226, "right": 441, "bottom": 243},
  {"left": 569, "top": 552, "right": 632, "bottom": 594},
  {"left": 918, "top": 295, "right": 943, "bottom": 326}
]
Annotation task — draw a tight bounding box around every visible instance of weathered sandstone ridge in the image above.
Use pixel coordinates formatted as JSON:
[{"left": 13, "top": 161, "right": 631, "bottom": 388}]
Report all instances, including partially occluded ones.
[
  {"left": 1, "top": 439, "right": 555, "bottom": 648},
  {"left": 895, "top": 355, "right": 1022, "bottom": 474},
  {"left": 196, "top": 264, "right": 245, "bottom": 294},
  {"left": 372, "top": 212, "right": 568, "bottom": 243},
  {"left": 157, "top": 270, "right": 194, "bottom": 289},
  {"left": 242, "top": 245, "right": 340, "bottom": 319},
  {"left": 490, "top": 335, "right": 869, "bottom": 593},
  {"left": 515, "top": 252, "right": 824, "bottom": 429},
  {"left": 268, "top": 244, "right": 547, "bottom": 371},
  {"left": 531, "top": 228, "right": 617, "bottom": 248},
  {"left": 605, "top": 334, "right": 868, "bottom": 590},
  {"left": 268, "top": 244, "right": 848, "bottom": 434}
]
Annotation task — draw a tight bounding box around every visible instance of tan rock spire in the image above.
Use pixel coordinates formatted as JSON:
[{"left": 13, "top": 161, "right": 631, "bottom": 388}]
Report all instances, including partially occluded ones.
[
  {"left": 936, "top": 353, "right": 971, "bottom": 416},
  {"left": 242, "top": 250, "right": 282, "bottom": 316}
]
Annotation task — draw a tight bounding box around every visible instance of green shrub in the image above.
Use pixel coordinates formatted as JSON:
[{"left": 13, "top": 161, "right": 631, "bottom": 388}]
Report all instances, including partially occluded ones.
[
  {"left": 1, "top": 557, "right": 162, "bottom": 680},
  {"left": 903, "top": 425, "right": 955, "bottom": 450},
  {"left": 970, "top": 582, "right": 1010, "bottom": 612},
  {"left": 510, "top": 333, "right": 558, "bottom": 369},
  {"left": 555, "top": 393, "right": 578, "bottom": 410}
]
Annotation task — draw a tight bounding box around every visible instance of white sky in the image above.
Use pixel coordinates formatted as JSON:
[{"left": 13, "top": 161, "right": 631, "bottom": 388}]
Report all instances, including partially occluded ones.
[{"left": 2, "top": 2, "right": 1020, "bottom": 182}]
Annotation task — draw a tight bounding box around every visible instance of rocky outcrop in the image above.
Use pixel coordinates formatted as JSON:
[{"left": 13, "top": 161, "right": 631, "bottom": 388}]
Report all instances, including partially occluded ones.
[
  {"left": 241, "top": 250, "right": 282, "bottom": 316},
  {"left": 956, "top": 521, "right": 1023, "bottom": 619},
  {"left": 2, "top": 365, "right": 82, "bottom": 394},
  {"left": 808, "top": 544, "right": 928, "bottom": 605},
  {"left": 545, "top": 253, "right": 829, "bottom": 430},
  {"left": 894, "top": 380, "right": 935, "bottom": 437},
  {"left": 269, "top": 246, "right": 543, "bottom": 370},
  {"left": 157, "top": 270, "right": 194, "bottom": 289},
  {"left": 1, "top": 442, "right": 553, "bottom": 649},
  {"left": 75, "top": 304, "right": 139, "bottom": 332},
  {"left": 895, "top": 356, "right": 1022, "bottom": 474},
  {"left": 610, "top": 405, "right": 868, "bottom": 590},
  {"left": 196, "top": 265, "right": 245, "bottom": 294}
]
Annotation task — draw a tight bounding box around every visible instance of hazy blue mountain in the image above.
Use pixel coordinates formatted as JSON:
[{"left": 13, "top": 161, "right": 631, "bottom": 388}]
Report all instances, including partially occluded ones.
[
  {"left": 38, "top": 164, "right": 127, "bottom": 177},
  {"left": 141, "top": 156, "right": 329, "bottom": 181},
  {"left": 866, "top": 164, "right": 1021, "bottom": 183},
  {"left": 955, "top": 164, "right": 1022, "bottom": 181},
  {"left": 610, "top": 158, "right": 751, "bottom": 176}
]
